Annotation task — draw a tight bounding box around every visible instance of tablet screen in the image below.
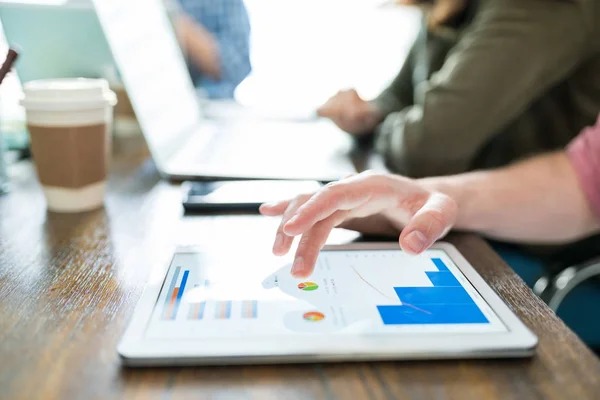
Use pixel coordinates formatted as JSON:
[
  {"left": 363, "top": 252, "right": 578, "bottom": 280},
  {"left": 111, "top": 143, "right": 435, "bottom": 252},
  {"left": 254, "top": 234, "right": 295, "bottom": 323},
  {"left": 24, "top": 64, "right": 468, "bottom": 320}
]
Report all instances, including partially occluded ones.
[{"left": 145, "top": 249, "right": 507, "bottom": 339}]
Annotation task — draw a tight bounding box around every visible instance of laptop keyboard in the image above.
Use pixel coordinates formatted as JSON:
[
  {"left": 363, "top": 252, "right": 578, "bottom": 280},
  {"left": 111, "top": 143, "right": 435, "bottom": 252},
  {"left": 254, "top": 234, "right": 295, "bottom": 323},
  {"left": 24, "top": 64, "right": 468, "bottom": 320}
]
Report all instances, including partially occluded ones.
[
  {"left": 203, "top": 120, "right": 352, "bottom": 164},
  {"left": 178, "top": 119, "right": 356, "bottom": 180}
]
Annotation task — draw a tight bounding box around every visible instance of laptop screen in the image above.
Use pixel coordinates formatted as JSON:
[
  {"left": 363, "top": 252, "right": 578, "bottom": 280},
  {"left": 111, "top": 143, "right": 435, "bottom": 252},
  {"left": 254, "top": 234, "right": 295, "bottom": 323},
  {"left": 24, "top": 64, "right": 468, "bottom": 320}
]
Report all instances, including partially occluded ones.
[
  {"left": 92, "top": 0, "right": 202, "bottom": 166},
  {"left": 0, "top": 0, "right": 116, "bottom": 83}
]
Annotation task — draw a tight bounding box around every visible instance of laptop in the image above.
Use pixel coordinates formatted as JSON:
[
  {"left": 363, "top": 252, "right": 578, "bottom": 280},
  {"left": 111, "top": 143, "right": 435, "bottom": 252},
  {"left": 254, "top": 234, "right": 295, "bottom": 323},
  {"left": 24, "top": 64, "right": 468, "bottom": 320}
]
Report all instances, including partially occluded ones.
[
  {"left": 91, "top": 0, "right": 357, "bottom": 181},
  {"left": 0, "top": 0, "right": 115, "bottom": 83}
]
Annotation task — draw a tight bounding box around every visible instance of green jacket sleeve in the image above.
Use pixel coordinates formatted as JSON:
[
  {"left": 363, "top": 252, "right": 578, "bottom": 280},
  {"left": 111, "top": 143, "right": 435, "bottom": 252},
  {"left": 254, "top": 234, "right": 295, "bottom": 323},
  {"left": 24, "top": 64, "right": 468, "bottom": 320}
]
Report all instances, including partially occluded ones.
[
  {"left": 375, "top": 0, "right": 592, "bottom": 177},
  {"left": 371, "top": 16, "right": 460, "bottom": 117}
]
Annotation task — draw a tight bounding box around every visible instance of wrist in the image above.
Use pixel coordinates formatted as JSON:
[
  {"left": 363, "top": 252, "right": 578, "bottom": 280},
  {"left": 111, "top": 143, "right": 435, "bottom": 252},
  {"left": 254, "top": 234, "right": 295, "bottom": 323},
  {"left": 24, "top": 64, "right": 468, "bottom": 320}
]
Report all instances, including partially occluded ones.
[
  {"left": 368, "top": 102, "right": 385, "bottom": 122},
  {"left": 418, "top": 175, "right": 475, "bottom": 232},
  {"left": 352, "top": 106, "right": 384, "bottom": 138},
  {"left": 367, "top": 98, "right": 391, "bottom": 123}
]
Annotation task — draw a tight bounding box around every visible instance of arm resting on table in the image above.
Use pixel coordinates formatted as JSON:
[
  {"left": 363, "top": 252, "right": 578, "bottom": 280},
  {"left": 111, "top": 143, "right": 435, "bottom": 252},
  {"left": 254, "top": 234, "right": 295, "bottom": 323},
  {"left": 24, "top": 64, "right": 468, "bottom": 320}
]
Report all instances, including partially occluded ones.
[
  {"left": 375, "top": 0, "right": 590, "bottom": 177},
  {"left": 422, "top": 152, "right": 600, "bottom": 244}
]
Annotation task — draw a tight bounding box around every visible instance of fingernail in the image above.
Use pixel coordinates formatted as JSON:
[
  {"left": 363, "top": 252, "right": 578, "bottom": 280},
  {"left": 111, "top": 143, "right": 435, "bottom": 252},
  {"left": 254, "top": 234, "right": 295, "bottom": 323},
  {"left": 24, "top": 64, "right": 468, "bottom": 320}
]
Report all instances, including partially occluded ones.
[
  {"left": 405, "top": 231, "right": 427, "bottom": 253},
  {"left": 261, "top": 202, "right": 277, "bottom": 208},
  {"left": 290, "top": 257, "right": 305, "bottom": 277},
  {"left": 273, "top": 234, "right": 283, "bottom": 252},
  {"left": 287, "top": 215, "right": 298, "bottom": 226},
  {"left": 283, "top": 219, "right": 299, "bottom": 236}
]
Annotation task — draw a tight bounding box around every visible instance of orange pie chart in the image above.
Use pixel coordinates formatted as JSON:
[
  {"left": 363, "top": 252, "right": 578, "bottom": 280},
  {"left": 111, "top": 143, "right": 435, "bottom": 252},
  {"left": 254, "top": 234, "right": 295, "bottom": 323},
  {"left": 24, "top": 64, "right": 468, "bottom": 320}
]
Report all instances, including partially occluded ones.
[
  {"left": 303, "top": 311, "right": 325, "bottom": 322},
  {"left": 298, "top": 282, "right": 319, "bottom": 291}
]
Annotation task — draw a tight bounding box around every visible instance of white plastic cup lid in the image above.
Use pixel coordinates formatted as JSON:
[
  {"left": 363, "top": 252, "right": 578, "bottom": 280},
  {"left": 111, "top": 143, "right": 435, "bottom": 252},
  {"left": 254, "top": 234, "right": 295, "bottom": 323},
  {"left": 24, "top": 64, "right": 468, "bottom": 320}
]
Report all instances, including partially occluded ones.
[{"left": 20, "top": 78, "right": 117, "bottom": 111}]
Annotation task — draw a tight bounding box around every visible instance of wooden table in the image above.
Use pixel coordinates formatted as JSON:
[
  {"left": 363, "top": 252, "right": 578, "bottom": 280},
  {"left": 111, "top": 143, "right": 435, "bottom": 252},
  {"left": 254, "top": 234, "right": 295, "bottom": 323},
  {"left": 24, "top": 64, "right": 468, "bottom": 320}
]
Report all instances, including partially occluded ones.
[{"left": 1, "top": 137, "right": 600, "bottom": 400}]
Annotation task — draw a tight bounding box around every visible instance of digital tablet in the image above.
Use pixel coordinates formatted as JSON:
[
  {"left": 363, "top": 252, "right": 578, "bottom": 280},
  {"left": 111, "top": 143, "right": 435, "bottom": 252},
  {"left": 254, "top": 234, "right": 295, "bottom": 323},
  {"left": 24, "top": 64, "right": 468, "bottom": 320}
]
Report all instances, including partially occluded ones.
[{"left": 118, "top": 242, "right": 538, "bottom": 366}]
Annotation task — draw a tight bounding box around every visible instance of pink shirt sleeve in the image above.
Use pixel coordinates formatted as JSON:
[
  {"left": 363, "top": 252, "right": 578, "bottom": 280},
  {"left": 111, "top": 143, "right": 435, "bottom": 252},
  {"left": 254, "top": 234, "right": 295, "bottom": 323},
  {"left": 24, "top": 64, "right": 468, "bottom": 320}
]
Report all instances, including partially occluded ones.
[{"left": 567, "top": 114, "right": 600, "bottom": 221}]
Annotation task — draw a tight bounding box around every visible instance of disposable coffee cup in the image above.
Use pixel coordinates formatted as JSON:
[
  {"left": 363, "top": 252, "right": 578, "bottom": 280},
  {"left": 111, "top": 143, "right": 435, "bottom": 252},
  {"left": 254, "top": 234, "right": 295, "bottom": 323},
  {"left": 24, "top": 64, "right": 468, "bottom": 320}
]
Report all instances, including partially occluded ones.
[{"left": 20, "top": 78, "right": 117, "bottom": 212}]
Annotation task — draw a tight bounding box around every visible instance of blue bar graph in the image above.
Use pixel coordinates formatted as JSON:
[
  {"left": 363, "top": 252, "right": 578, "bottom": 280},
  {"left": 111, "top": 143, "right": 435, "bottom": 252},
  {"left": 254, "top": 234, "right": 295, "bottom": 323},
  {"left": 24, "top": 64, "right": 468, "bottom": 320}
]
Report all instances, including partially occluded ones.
[
  {"left": 170, "top": 270, "right": 189, "bottom": 320},
  {"left": 431, "top": 258, "right": 449, "bottom": 271},
  {"left": 188, "top": 301, "right": 206, "bottom": 320},
  {"left": 215, "top": 301, "right": 232, "bottom": 319},
  {"left": 377, "top": 258, "right": 488, "bottom": 325},
  {"left": 392, "top": 287, "right": 472, "bottom": 304},
  {"left": 242, "top": 300, "right": 258, "bottom": 319},
  {"left": 162, "top": 266, "right": 181, "bottom": 320}
]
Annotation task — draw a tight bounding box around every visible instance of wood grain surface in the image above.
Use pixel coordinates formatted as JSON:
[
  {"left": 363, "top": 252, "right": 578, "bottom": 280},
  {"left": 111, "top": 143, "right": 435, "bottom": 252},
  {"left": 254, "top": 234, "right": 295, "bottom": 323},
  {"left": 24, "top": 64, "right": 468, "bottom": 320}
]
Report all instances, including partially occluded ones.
[{"left": 1, "top": 137, "right": 599, "bottom": 400}]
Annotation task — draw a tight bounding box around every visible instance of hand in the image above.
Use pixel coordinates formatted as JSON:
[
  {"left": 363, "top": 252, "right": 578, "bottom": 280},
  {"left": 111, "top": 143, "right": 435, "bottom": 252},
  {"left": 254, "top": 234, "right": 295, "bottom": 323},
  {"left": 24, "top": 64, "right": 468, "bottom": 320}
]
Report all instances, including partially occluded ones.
[
  {"left": 428, "top": 0, "right": 468, "bottom": 27},
  {"left": 259, "top": 171, "right": 458, "bottom": 278},
  {"left": 317, "top": 89, "right": 383, "bottom": 136},
  {"left": 174, "top": 13, "right": 221, "bottom": 80},
  {"left": 392, "top": 0, "right": 468, "bottom": 27}
]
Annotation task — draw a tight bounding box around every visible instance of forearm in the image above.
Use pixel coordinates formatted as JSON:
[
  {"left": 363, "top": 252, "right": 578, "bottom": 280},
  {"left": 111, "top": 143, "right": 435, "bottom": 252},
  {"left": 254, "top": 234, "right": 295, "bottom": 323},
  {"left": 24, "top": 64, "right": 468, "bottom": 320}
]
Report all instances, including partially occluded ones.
[
  {"left": 372, "top": 14, "right": 459, "bottom": 116},
  {"left": 371, "top": 18, "right": 424, "bottom": 117},
  {"left": 376, "top": 0, "right": 588, "bottom": 177},
  {"left": 421, "top": 152, "right": 600, "bottom": 243},
  {"left": 371, "top": 55, "right": 415, "bottom": 117},
  {"left": 176, "top": 14, "right": 221, "bottom": 80}
]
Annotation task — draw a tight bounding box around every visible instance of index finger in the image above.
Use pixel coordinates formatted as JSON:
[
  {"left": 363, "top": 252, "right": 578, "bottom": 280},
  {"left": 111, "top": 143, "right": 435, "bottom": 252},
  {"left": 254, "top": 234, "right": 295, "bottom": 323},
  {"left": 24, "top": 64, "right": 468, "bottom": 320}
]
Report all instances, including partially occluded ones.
[
  {"left": 259, "top": 199, "right": 291, "bottom": 216},
  {"left": 282, "top": 179, "right": 372, "bottom": 236}
]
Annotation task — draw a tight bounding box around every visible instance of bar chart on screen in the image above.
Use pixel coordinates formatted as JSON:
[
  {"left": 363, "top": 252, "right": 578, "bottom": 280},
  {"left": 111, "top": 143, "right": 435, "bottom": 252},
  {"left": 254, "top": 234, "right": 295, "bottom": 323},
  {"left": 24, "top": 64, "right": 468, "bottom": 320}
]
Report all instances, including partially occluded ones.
[
  {"left": 376, "top": 258, "right": 489, "bottom": 325},
  {"left": 215, "top": 301, "right": 232, "bottom": 319},
  {"left": 159, "top": 264, "right": 260, "bottom": 323},
  {"left": 162, "top": 266, "right": 190, "bottom": 320},
  {"left": 242, "top": 300, "right": 258, "bottom": 319},
  {"left": 187, "top": 302, "right": 206, "bottom": 320}
]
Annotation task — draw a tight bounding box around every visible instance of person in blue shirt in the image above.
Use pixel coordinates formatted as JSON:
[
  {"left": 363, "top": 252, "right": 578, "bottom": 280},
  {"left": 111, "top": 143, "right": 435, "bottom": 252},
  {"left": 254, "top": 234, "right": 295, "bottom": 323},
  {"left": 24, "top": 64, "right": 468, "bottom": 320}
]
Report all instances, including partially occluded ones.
[{"left": 173, "top": 0, "right": 251, "bottom": 99}]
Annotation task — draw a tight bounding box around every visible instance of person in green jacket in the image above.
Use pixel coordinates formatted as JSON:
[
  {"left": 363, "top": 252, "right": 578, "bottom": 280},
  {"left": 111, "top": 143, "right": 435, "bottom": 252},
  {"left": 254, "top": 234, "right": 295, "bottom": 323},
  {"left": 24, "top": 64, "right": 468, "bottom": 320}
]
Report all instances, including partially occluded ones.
[{"left": 317, "top": 0, "right": 600, "bottom": 177}]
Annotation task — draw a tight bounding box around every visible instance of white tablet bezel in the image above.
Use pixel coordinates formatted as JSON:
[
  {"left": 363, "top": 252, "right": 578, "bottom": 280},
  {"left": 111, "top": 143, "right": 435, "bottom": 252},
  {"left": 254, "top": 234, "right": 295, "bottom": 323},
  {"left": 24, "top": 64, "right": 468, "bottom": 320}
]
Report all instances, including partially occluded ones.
[{"left": 118, "top": 242, "right": 538, "bottom": 365}]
